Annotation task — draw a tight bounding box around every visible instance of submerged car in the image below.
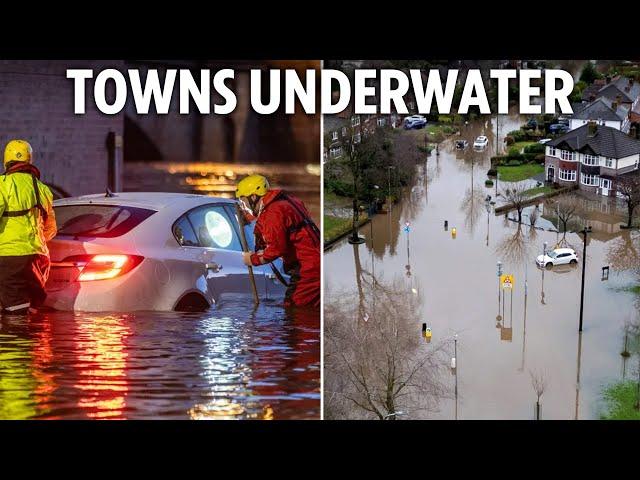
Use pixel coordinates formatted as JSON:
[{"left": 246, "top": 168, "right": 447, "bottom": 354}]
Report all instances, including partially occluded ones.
[
  {"left": 44, "top": 192, "right": 288, "bottom": 312},
  {"left": 473, "top": 135, "right": 489, "bottom": 149},
  {"left": 536, "top": 247, "right": 578, "bottom": 268},
  {"left": 403, "top": 115, "right": 427, "bottom": 130},
  {"left": 455, "top": 140, "right": 468, "bottom": 150}
]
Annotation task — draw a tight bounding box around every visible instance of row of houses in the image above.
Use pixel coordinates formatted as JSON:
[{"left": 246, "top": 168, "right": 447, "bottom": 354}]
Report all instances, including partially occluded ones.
[{"left": 546, "top": 72, "right": 640, "bottom": 197}]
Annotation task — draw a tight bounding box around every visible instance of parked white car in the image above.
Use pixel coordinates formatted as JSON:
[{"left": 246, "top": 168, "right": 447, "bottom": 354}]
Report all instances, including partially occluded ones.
[
  {"left": 473, "top": 135, "right": 489, "bottom": 148},
  {"left": 538, "top": 138, "right": 552, "bottom": 144},
  {"left": 403, "top": 115, "right": 427, "bottom": 129},
  {"left": 44, "top": 192, "right": 287, "bottom": 312},
  {"left": 536, "top": 248, "right": 578, "bottom": 268}
]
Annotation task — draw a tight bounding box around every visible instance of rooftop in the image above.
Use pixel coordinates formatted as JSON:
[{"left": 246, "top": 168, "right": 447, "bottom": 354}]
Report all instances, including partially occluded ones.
[
  {"left": 571, "top": 97, "right": 629, "bottom": 122},
  {"left": 547, "top": 123, "right": 640, "bottom": 158}
]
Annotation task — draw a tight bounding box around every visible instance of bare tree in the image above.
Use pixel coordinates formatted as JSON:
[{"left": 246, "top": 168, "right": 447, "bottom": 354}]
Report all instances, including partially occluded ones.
[
  {"left": 495, "top": 223, "right": 532, "bottom": 265},
  {"left": 529, "top": 369, "right": 548, "bottom": 420},
  {"left": 502, "top": 183, "right": 528, "bottom": 224},
  {"left": 617, "top": 173, "right": 640, "bottom": 228},
  {"left": 552, "top": 196, "right": 580, "bottom": 239},
  {"left": 324, "top": 277, "right": 450, "bottom": 419}
]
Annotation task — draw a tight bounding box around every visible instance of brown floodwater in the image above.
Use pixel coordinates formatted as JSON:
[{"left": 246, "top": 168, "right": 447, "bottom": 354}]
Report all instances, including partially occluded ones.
[
  {"left": 324, "top": 116, "right": 638, "bottom": 420},
  {"left": 0, "top": 162, "right": 320, "bottom": 420}
]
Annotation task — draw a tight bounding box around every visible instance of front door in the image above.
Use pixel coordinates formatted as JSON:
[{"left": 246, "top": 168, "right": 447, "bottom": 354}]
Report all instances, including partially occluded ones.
[
  {"left": 547, "top": 165, "right": 555, "bottom": 182},
  {"left": 601, "top": 178, "right": 611, "bottom": 196}
]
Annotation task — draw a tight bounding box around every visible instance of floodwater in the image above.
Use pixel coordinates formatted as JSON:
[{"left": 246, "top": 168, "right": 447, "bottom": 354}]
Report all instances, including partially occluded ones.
[
  {"left": 0, "top": 301, "right": 320, "bottom": 420},
  {"left": 324, "top": 115, "right": 639, "bottom": 420},
  {"left": 0, "top": 162, "right": 321, "bottom": 420}
]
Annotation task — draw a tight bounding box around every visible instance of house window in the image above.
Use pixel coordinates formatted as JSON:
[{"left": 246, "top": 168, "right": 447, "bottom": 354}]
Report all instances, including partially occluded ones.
[
  {"left": 352, "top": 115, "right": 360, "bottom": 127},
  {"left": 341, "top": 127, "right": 347, "bottom": 137},
  {"left": 377, "top": 117, "right": 386, "bottom": 127},
  {"left": 330, "top": 147, "right": 342, "bottom": 158},
  {"left": 581, "top": 173, "right": 599, "bottom": 186},
  {"left": 559, "top": 169, "right": 576, "bottom": 181},
  {"left": 601, "top": 178, "right": 612, "bottom": 189},
  {"left": 548, "top": 147, "right": 557, "bottom": 157},
  {"left": 331, "top": 131, "right": 338, "bottom": 141},
  {"left": 582, "top": 154, "right": 598, "bottom": 166},
  {"left": 605, "top": 157, "right": 614, "bottom": 168},
  {"left": 354, "top": 133, "right": 361, "bottom": 144},
  {"left": 561, "top": 150, "right": 576, "bottom": 161}
]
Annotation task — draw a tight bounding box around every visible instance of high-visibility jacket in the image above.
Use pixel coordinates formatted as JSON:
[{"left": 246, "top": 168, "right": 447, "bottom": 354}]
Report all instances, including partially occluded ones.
[{"left": 0, "top": 172, "right": 57, "bottom": 257}]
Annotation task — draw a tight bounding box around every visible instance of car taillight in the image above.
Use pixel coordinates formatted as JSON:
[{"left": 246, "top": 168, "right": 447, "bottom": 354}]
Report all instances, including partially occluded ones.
[{"left": 63, "top": 254, "right": 144, "bottom": 281}]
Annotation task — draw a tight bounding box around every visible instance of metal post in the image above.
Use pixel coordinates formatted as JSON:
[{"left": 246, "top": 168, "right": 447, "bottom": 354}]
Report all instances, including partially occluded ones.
[
  {"left": 541, "top": 241, "right": 548, "bottom": 304},
  {"left": 454, "top": 335, "right": 458, "bottom": 420},
  {"left": 579, "top": 228, "right": 590, "bottom": 332}
]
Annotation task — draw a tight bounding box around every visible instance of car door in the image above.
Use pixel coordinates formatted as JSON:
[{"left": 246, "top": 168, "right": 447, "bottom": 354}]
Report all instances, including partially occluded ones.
[
  {"left": 223, "top": 204, "right": 288, "bottom": 300},
  {"left": 185, "top": 203, "right": 254, "bottom": 301},
  {"left": 556, "top": 253, "right": 569, "bottom": 265}
]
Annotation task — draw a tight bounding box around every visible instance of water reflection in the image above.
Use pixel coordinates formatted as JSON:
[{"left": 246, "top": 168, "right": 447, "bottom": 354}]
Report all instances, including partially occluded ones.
[{"left": 0, "top": 303, "right": 319, "bottom": 420}]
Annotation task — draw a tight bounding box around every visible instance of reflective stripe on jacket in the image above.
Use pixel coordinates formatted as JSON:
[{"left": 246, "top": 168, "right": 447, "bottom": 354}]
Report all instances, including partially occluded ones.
[{"left": 0, "top": 172, "right": 57, "bottom": 256}]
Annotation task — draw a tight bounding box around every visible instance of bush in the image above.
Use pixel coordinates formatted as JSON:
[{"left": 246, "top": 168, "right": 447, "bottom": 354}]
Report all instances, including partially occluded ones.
[
  {"left": 490, "top": 155, "right": 507, "bottom": 166},
  {"left": 524, "top": 143, "right": 545, "bottom": 154},
  {"left": 534, "top": 153, "right": 546, "bottom": 164},
  {"left": 506, "top": 159, "right": 522, "bottom": 166},
  {"left": 438, "top": 115, "right": 454, "bottom": 124},
  {"left": 443, "top": 125, "right": 457, "bottom": 134},
  {"left": 507, "top": 129, "right": 527, "bottom": 142},
  {"left": 485, "top": 179, "right": 494, "bottom": 187},
  {"left": 523, "top": 152, "right": 538, "bottom": 162},
  {"left": 508, "top": 146, "right": 521, "bottom": 157},
  {"left": 325, "top": 179, "right": 353, "bottom": 198},
  {"left": 504, "top": 135, "right": 515, "bottom": 146},
  {"left": 487, "top": 168, "right": 497, "bottom": 177}
]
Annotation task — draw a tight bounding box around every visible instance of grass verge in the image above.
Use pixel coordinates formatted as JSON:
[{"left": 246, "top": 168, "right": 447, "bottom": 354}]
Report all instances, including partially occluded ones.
[
  {"left": 324, "top": 214, "right": 369, "bottom": 245},
  {"left": 600, "top": 381, "right": 640, "bottom": 420},
  {"left": 523, "top": 186, "right": 555, "bottom": 197},
  {"left": 497, "top": 163, "right": 544, "bottom": 182}
]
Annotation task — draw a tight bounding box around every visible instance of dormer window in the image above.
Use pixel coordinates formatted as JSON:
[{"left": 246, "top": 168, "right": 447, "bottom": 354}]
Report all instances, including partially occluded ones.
[{"left": 561, "top": 150, "right": 576, "bottom": 161}]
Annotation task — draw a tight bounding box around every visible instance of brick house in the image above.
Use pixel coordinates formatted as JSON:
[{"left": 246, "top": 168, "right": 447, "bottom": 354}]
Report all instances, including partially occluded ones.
[{"left": 544, "top": 122, "right": 640, "bottom": 196}]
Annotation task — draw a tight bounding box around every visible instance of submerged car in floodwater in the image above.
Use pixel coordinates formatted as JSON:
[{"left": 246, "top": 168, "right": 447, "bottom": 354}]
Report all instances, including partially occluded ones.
[{"left": 44, "top": 192, "right": 288, "bottom": 312}]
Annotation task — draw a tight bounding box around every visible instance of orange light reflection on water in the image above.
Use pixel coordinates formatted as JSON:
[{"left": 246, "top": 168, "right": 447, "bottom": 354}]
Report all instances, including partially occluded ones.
[{"left": 73, "top": 315, "right": 131, "bottom": 419}]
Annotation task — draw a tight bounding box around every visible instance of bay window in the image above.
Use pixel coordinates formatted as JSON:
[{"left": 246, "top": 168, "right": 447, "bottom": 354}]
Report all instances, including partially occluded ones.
[
  {"left": 559, "top": 169, "right": 576, "bottom": 181},
  {"left": 581, "top": 173, "right": 599, "bottom": 186}
]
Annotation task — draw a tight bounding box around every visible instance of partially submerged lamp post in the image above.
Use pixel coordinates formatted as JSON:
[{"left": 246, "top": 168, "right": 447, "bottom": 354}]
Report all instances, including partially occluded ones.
[{"left": 578, "top": 226, "right": 592, "bottom": 332}]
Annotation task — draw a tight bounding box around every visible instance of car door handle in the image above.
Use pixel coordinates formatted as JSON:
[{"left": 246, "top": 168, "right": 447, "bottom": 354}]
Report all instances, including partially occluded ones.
[{"left": 206, "top": 263, "right": 223, "bottom": 273}]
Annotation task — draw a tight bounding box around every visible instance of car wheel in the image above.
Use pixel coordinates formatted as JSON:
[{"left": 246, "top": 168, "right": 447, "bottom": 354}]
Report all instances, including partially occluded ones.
[
  {"left": 175, "top": 293, "right": 210, "bottom": 312},
  {"left": 545, "top": 262, "right": 553, "bottom": 269},
  {"left": 570, "top": 259, "right": 577, "bottom": 265}
]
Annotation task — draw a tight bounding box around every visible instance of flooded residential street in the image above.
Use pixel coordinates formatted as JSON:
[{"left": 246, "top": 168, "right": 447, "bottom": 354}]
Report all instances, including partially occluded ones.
[
  {"left": 324, "top": 117, "right": 638, "bottom": 420},
  {"left": 0, "top": 163, "right": 320, "bottom": 420}
]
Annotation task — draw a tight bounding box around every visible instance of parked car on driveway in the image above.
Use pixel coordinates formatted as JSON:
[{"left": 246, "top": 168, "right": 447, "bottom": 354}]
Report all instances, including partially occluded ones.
[
  {"left": 473, "top": 135, "right": 489, "bottom": 149},
  {"left": 549, "top": 123, "right": 570, "bottom": 134},
  {"left": 538, "top": 138, "right": 552, "bottom": 144},
  {"left": 403, "top": 115, "right": 427, "bottom": 130},
  {"left": 44, "top": 192, "right": 287, "bottom": 312},
  {"left": 455, "top": 140, "right": 468, "bottom": 150},
  {"left": 536, "top": 247, "right": 578, "bottom": 268}
]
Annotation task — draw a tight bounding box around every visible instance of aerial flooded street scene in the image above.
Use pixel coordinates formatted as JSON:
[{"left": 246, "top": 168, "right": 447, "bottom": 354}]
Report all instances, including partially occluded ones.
[
  {"left": 0, "top": 60, "right": 320, "bottom": 419},
  {"left": 324, "top": 60, "right": 640, "bottom": 420}
]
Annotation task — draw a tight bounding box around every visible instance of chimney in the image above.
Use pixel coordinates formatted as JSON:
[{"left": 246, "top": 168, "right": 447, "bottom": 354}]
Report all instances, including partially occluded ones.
[
  {"left": 606, "top": 75, "right": 611, "bottom": 84},
  {"left": 616, "top": 94, "right": 622, "bottom": 104},
  {"left": 589, "top": 93, "right": 596, "bottom": 102},
  {"left": 612, "top": 101, "right": 618, "bottom": 111},
  {"left": 588, "top": 121, "right": 598, "bottom": 137},
  {"left": 631, "top": 125, "right": 638, "bottom": 139}
]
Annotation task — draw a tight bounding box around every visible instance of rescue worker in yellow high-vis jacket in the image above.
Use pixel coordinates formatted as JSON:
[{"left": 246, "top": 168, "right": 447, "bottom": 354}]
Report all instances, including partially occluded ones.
[{"left": 0, "top": 140, "right": 57, "bottom": 314}]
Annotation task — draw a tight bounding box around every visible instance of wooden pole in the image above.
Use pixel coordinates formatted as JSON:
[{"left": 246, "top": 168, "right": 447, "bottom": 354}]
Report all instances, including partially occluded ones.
[{"left": 236, "top": 204, "right": 260, "bottom": 306}]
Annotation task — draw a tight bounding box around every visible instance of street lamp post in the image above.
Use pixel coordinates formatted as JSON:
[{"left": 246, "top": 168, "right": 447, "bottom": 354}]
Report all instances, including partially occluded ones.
[
  {"left": 387, "top": 166, "right": 395, "bottom": 201},
  {"left": 579, "top": 226, "right": 592, "bottom": 332},
  {"left": 541, "top": 241, "right": 548, "bottom": 304},
  {"left": 454, "top": 334, "right": 458, "bottom": 420}
]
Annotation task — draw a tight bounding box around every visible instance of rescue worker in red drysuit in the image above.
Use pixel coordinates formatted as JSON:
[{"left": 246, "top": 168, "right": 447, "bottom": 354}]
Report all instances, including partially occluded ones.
[{"left": 236, "top": 174, "right": 320, "bottom": 308}]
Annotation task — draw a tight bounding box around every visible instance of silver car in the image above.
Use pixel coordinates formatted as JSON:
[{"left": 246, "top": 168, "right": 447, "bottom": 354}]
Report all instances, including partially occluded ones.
[{"left": 44, "top": 192, "right": 287, "bottom": 312}]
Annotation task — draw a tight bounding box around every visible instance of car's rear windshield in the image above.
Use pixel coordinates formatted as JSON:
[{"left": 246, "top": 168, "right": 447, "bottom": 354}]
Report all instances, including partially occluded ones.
[{"left": 54, "top": 204, "right": 156, "bottom": 238}]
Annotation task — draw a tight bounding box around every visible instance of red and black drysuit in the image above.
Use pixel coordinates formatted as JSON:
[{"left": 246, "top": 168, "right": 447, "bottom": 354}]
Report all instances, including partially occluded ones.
[{"left": 250, "top": 189, "right": 320, "bottom": 308}]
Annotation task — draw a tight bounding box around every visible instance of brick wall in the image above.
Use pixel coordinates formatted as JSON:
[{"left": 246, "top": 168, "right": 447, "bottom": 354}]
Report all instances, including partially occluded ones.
[{"left": 0, "top": 60, "right": 125, "bottom": 196}]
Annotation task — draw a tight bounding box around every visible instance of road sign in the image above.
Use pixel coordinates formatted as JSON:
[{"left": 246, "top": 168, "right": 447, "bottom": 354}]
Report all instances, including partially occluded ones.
[
  {"left": 500, "top": 274, "right": 514, "bottom": 290},
  {"left": 404, "top": 221, "right": 411, "bottom": 233}
]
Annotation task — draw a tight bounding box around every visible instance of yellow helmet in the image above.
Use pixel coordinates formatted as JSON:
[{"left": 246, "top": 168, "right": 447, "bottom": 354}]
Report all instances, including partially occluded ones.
[
  {"left": 236, "top": 174, "right": 270, "bottom": 198},
  {"left": 4, "top": 140, "right": 33, "bottom": 167}
]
